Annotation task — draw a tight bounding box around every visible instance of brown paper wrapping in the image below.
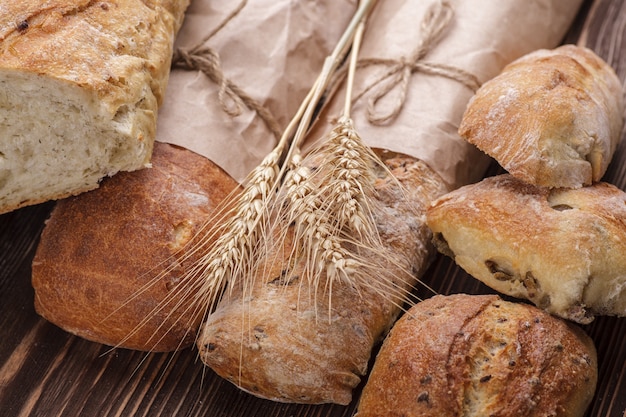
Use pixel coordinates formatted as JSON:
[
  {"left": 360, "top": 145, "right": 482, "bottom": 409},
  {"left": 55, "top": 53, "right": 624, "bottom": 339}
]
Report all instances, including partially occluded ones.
[
  {"left": 156, "top": 0, "right": 357, "bottom": 182},
  {"left": 158, "top": 0, "right": 582, "bottom": 189},
  {"left": 307, "top": 0, "right": 585, "bottom": 189}
]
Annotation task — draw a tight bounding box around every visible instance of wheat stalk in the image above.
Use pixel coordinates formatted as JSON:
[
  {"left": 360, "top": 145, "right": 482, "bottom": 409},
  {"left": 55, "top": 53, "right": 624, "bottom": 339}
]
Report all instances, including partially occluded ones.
[
  {"left": 159, "top": 0, "right": 379, "bottom": 314},
  {"left": 274, "top": 17, "right": 385, "bottom": 293}
]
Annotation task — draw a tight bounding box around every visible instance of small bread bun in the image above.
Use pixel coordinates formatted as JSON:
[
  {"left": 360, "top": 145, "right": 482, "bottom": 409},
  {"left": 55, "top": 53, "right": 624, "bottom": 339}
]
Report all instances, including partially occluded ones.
[
  {"left": 355, "top": 294, "right": 597, "bottom": 417},
  {"left": 31, "top": 142, "right": 239, "bottom": 352},
  {"left": 459, "top": 45, "right": 624, "bottom": 189},
  {"left": 426, "top": 174, "right": 626, "bottom": 323}
]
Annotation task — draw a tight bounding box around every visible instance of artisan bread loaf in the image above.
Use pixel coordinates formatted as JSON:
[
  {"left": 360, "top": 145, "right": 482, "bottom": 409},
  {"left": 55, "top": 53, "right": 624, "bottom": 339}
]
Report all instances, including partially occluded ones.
[
  {"left": 0, "top": 0, "right": 189, "bottom": 214},
  {"left": 355, "top": 294, "right": 597, "bottom": 417},
  {"left": 197, "top": 152, "right": 449, "bottom": 405},
  {"left": 32, "top": 142, "right": 239, "bottom": 352},
  {"left": 426, "top": 174, "right": 626, "bottom": 324},
  {"left": 459, "top": 45, "right": 624, "bottom": 189}
]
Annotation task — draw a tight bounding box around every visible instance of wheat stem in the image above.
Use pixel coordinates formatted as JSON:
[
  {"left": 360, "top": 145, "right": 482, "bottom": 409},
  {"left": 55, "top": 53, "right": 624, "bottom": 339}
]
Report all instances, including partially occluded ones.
[{"left": 343, "top": 18, "right": 366, "bottom": 118}]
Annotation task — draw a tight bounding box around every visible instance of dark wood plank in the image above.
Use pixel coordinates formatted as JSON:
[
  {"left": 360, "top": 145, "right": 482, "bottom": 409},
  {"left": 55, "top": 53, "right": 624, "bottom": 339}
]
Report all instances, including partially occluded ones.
[
  {"left": 0, "top": 1, "right": 625, "bottom": 416},
  {"left": 575, "top": 2, "right": 626, "bottom": 416}
]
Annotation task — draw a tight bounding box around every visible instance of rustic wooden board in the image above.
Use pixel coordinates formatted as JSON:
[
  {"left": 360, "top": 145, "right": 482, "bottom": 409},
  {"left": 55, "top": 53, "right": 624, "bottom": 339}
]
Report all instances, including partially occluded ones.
[{"left": 0, "top": 0, "right": 624, "bottom": 416}]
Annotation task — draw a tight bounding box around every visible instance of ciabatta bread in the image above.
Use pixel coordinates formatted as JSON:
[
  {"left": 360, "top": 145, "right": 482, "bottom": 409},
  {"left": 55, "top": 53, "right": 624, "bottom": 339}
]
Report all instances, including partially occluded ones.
[
  {"left": 426, "top": 174, "right": 626, "bottom": 323},
  {"left": 0, "top": 0, "right": 189, "bottom": 214},
  {"left": 32, "top": 142, "right": 239, "bottom": 352},
  {"left": 355, "top": 294, "right": 597, "bottom": 417},
  {"left": 459, "top": 45, "right": 624, "bottom": 189},
  {"left": 197, "top": 152, "right": 449, "bottom": 405}
]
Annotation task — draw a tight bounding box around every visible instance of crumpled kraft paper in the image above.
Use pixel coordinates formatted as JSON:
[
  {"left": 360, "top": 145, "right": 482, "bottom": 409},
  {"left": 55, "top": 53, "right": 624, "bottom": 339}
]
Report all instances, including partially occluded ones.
[
  {"left": 157, "top": 0, "right": 582, "bottom": 189},
  {"left": 156, "top": 0, "right": 357, "bottom": 182},
  {"left": 306, "top": 0, "right": 584, "bottom": 189}
]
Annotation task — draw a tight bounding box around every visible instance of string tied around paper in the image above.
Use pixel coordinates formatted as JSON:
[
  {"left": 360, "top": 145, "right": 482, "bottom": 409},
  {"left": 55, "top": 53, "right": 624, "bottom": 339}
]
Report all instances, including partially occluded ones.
[
  {"left": 171, "top": 0, "right": 283, "bottom": 141},
  {"left": 353, "top": 0, "right": 482, "bottom": 125}
]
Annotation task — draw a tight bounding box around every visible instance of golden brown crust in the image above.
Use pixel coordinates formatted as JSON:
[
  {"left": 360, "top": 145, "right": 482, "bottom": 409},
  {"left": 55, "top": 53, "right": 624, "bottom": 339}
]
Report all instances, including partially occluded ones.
[
  {"left": 196, "top": 151, "right": 449, "bottom": 405},
  {"left": 355, "top": 294, "right": 597, "bottom": 417},
  {"left": 426, "top": 174, "right": 626, "bottom": 323},
  {"left": 31, "top": 142, "right": 239, "bottom": 352},
  {"left": 0, "top": 0, "right": 188, "bottom": 109},
  {"left": 459, "top": 45, "right": 624, "bottom": 189}
]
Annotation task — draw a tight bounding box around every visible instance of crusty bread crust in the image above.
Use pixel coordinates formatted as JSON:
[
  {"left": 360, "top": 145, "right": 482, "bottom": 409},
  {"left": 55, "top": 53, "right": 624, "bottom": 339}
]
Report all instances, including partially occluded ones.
[
  {"left": 426, "top": 174, "right": 626, "bottom": 323},
  {"left": 31, "top": 142, "right": 239, "bottom": 352},
  {"left": 0, "top": 0, "right": 190, "bottom": 214},
  {"left": 355, "top": 294, "right": 597, "bottom": 417},
  {"left": 459, "top": 45, "right": 624, "bottom": 189}
]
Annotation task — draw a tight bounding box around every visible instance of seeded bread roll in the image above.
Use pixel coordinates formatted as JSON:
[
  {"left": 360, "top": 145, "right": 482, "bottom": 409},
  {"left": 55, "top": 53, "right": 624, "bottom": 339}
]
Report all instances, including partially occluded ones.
[
  {"left": 0, "top": 0, "right": 189, "bottom": 214},
  {"left": 459, "top": 45, "right": 624, "bottom": 189},
  {"left": 355, "top": 294, "right": 597, "bottom": 417},
  {"left": 31, "top": 142, "right": 239, "bottom": 352},
  {"left": 426, "top": 174, "right": 626, "bottom": 324}
]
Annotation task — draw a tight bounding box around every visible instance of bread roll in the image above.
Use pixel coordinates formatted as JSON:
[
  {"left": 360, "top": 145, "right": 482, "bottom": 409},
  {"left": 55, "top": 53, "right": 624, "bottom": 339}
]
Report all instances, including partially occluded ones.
[
  {"left": 426, "top": 174, "right": 626, "bottom": 323},
  {"left": 31, "top": 142, "right": 239, "bottom": 352},
  {"left": 196, "top": 152, "right": 449, "bottom": 405},
  {"left": 0, "top": 0, "right": 189, "bottom": 214},
  {"left": 459, "top": 45, "right": 624, "bottom": 189},
  {"left": 355, "top": 294, "right": 597, "bottom": 417}
]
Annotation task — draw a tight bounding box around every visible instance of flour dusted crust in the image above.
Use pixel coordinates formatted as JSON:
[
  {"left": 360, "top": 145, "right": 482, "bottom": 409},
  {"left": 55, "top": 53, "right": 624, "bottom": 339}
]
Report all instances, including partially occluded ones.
[
  {"left": 0, "top": 0, "right": 190, "bottom": 214},
  {"left": 355, "top": 294, "right": 597, "bottom": 417},
  {"left": 426, "top": 174, "right": 626, "bottom": 324},
  {"left": 32, "top": 142, "right": 239, "bottom": 352},
  {"left": 459, "top": 45, "right": 624, "bottom": 189},
  {"left": 196, "top": 152, "right": 449, "bottom": 405}
]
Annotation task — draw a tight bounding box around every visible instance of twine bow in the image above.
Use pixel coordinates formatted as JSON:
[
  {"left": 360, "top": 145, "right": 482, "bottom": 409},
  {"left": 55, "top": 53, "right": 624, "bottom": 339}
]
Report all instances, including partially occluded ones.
[
  {"left": 354, "top": 0, "right": 482, "bottom": 125},
  {"left": 171, "top": 0, "right": 283, "bottom": 140}
]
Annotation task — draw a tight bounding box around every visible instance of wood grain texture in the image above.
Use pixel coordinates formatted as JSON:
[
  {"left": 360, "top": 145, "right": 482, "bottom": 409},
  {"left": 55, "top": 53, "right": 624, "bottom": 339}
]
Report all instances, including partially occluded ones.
[{"left": 0, "top": 0, "right": 624, "bottom": 416}]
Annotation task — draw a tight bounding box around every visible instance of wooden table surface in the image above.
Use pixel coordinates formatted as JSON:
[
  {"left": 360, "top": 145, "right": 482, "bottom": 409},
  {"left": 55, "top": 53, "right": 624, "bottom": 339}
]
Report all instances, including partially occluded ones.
[{"left": 1, "top": 1, "right": 625, "bottom": 416}]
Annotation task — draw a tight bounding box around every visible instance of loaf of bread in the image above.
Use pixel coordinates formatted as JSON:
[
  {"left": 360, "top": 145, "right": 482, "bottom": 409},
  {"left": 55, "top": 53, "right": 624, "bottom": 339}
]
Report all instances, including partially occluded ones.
[
  {"left": 31, "top": 142, "right": 239, "bottom": 352},
  {"left": 355, "top": 293, "right": 597, "bottom": 417},
  {"left": 0, "top": 0, "right": 189, "bottom": 214},
  {"left": 197, "top": 152, "right": 449, "bottom": 405},
  {"left": 426, "top": 174, "right": 626, "bottom": 324},
  {"left": 459, "top": 45, "right": 624, "bottom": 189}
]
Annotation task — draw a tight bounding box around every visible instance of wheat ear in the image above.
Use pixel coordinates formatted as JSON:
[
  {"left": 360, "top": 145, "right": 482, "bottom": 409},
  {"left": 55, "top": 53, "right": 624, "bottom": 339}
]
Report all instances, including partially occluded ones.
[
  {"left": 193, "top": 148, "right": 281, "bottom": 305},
  {"left": 283, "top": 151, "right": 361, "bottom": 291},
  {"left": 313, "top": 116, "right": 382, "bottom": 242}
]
